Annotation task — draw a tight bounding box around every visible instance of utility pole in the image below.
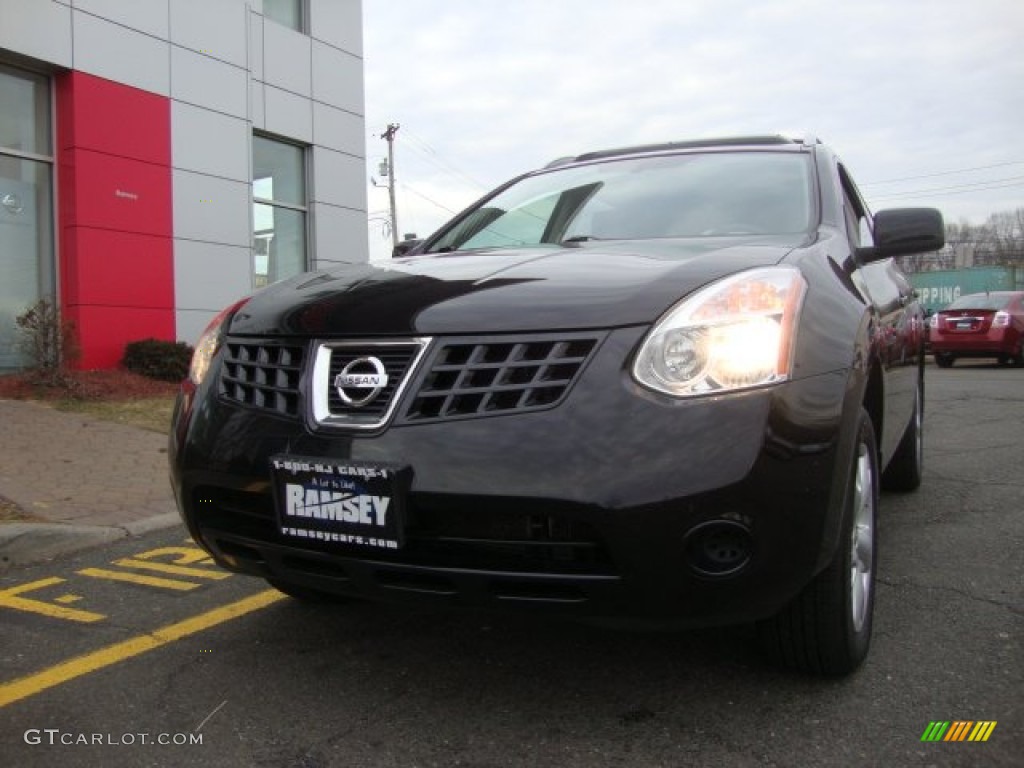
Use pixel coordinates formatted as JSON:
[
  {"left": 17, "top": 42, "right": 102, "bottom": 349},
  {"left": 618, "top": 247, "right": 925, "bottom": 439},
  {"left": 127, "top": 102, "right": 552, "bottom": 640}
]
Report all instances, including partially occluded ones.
[{"left": 381, "top": 123, "right": 400, "bottom": 249}]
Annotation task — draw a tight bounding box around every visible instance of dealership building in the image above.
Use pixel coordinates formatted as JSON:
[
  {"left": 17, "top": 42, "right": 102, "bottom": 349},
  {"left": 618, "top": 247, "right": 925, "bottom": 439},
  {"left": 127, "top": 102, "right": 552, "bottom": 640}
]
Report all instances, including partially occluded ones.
[{"left": 0, "top": 0, "right": 368, "bottom": 369}]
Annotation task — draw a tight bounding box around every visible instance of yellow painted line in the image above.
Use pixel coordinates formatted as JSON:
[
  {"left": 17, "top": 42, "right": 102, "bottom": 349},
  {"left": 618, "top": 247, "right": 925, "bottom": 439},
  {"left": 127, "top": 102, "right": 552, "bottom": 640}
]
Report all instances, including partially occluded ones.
[
  {"left": 0, "top": 589, "right": 286, "bottom": 708},
  {"left": 112, "top": 558, "right": 232, "bottom": 580},
  {"left": 77, "top": 567, "right": 200, "bottom": 591},
  {"left": 132, "top": 546, "right": 212, "bottom": 565},
  {"left": 0, "top": 578, "right": 105, "bottom": 623}
]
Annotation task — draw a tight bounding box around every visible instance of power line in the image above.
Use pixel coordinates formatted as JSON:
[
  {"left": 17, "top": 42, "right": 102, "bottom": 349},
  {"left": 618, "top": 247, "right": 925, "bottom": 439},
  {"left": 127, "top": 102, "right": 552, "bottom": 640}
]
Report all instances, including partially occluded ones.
[
  {"left": 861, "top": 160, "right": 1024, "bottom": 186},
  {"left": 401, "top": 129, "right": 490, "bottom": 190},
  {"left": 400, "top": 183, "right": 462, "bottom": 216},
  {"left": 868, "top": 176, "right": 1024, "bottom": 200},
  {"left": 403, "top": 141, "right": 487, "bottom": 191}
]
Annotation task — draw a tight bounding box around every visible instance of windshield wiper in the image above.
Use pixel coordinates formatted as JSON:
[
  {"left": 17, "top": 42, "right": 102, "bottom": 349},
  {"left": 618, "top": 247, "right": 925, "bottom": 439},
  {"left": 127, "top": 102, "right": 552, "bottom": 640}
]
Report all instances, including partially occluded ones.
[{"left": 561, "top": 235, "right": 602, "bottom": 246}]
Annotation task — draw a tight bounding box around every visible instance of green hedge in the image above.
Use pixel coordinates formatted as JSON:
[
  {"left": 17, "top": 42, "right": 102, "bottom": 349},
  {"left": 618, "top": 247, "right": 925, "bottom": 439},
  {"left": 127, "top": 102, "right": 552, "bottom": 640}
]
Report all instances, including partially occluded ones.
[{"left": 122, "top": 338, "right": 194, "bottom": 382}]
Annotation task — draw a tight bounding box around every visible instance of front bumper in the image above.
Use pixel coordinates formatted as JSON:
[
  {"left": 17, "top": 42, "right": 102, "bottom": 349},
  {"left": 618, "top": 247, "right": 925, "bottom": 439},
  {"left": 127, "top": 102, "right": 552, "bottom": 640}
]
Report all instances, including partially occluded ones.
[{"left": 170, "top": 327, "right": 857, "bottom": 625}]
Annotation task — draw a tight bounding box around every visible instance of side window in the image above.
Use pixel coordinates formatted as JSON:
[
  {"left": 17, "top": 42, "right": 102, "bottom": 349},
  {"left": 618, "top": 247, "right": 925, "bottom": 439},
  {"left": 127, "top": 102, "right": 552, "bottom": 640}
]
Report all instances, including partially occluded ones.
[{"left": 838, "top": 166, "right": 874, "bottom": 249}]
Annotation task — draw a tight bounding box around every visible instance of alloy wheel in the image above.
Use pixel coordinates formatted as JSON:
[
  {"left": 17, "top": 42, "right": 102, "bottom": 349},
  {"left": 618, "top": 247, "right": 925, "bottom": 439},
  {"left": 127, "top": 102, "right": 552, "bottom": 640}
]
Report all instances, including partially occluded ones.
[{"left": 849, "top": 443, "right": 876, "bottom": 632}]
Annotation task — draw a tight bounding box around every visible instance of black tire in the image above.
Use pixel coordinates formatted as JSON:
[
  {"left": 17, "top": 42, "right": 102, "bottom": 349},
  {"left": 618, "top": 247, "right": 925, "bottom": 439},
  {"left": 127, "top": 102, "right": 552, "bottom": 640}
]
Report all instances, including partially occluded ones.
[
  {"left": 758, "top": 408, "right": 879, "bottom": 676},
  {"left": 267, "top": 578, "right": 351, "bottom": 603},
  {"left": 933, "top": 353, "right": 954, "bottom": 368},
  {"left": 882, "top": 376, "right": 923, "bottom": 492}
]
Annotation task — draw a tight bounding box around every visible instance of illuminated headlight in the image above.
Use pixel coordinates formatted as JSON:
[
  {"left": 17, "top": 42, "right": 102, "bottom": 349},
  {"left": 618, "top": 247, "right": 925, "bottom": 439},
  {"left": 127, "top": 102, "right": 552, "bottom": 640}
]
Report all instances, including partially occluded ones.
[
  {"left": 189, "top": 298, "right": 250, "bottom": 386},
  {"left": 633, "top": 267, "right": 807, "bottom": 397}
]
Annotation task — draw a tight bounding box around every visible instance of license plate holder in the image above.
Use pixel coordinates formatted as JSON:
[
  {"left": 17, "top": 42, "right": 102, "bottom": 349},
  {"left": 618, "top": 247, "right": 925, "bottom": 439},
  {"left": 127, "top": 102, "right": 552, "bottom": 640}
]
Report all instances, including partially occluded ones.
[{"left": 270, "top": 456, "right": 411, "bottom": 550}]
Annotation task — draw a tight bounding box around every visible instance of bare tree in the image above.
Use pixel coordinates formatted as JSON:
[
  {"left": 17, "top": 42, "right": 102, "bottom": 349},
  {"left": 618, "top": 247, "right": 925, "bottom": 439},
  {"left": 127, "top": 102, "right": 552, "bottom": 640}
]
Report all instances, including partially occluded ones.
[
  {"left": 909, "top": 208, "right": 1024, "bottom": 272},
  {"left": 975, "top": 208, "right": 1024, "bottom": 266}
]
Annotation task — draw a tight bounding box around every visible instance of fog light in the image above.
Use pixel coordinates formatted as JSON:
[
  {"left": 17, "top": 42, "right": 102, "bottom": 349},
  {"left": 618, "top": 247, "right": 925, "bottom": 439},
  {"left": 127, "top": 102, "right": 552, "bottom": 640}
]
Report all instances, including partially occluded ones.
[{"left": 684, "top": 521, "right": 753, "bottom": 577}]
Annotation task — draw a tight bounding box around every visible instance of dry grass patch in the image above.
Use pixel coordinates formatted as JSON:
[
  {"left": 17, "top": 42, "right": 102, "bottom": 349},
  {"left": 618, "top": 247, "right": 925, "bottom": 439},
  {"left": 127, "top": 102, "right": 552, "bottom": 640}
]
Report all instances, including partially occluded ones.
[{"left": 55, "top": 397, "right": 177, "bottom": 434}]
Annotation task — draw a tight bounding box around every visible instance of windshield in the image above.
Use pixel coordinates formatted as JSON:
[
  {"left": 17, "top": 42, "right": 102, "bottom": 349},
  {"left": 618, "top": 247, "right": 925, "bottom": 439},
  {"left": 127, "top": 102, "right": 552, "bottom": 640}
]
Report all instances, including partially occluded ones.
[
  {"left": 428, "top": 151, "right": 814, "bottom": 253},
  {"left": 945, "top": 293, "right": 1011, "bottom": 311}
]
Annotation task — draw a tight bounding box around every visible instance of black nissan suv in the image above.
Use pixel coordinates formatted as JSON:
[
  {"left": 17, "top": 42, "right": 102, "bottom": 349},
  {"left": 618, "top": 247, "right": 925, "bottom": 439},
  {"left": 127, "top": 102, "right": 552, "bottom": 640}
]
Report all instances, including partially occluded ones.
[{"left": 170, "top": 136, "right": 943, "bottom": 675}]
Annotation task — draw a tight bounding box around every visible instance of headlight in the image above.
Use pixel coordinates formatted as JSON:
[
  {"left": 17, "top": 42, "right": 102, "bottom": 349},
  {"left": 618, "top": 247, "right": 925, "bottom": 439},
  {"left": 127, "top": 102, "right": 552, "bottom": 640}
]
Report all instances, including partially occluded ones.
[
  {"left": 633, "top": 267, "right": 806, "bottom": 397},
  {"left": 189, "top": 298, "right": 250, "bottom": 386}
]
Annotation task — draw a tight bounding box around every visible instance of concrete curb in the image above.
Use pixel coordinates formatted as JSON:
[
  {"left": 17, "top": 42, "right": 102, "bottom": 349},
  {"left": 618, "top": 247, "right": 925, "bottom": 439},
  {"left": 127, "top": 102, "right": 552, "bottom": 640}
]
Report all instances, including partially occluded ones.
[{"left": 0, "top": 513, "right": 183, "bottom": 574}]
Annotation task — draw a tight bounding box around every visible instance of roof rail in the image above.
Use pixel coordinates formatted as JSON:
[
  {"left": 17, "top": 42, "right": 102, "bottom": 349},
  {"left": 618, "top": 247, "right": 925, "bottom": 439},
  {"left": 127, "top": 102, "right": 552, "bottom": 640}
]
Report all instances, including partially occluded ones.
[{"left": 567, "top": 135, "right": 802, "bottom": 165}]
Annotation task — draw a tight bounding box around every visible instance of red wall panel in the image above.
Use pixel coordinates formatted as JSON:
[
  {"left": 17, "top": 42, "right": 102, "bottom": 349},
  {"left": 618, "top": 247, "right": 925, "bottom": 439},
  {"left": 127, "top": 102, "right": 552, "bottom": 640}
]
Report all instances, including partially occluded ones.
[
  {"left": 67, "top": 305, "right": 176, "bottom": 369},
  {"left": 57, "top": 71, "right": 170, "bottom": 165},
  {"left": 65, "top": 149, "right": 172, "bottom": 237},
  {"left": 56, "top": 71, "right": 175, "bottom": 369},
  {"left": 62, "top": 229, "right": 173, "bottom": 309}
]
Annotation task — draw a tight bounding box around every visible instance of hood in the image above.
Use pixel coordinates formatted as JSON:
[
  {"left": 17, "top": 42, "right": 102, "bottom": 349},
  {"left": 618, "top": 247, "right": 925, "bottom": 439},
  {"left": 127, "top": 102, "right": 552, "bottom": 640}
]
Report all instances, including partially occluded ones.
[{"left": 228, "top": 237, "right": 804, "bottom": 337}]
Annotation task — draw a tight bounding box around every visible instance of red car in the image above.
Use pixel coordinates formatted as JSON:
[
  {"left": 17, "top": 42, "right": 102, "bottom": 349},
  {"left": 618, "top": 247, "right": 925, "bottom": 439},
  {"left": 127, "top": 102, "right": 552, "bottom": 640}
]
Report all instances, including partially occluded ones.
[{"left": 930, "top": 291, "right": 1024, "bottom": 367}]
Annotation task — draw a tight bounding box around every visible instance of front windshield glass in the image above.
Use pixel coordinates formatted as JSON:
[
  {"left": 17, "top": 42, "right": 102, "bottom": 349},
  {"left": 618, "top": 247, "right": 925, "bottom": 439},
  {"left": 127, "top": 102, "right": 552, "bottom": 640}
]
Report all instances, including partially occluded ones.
[{"left": 428, "top": 151, "right": 813, "bottom": 252}]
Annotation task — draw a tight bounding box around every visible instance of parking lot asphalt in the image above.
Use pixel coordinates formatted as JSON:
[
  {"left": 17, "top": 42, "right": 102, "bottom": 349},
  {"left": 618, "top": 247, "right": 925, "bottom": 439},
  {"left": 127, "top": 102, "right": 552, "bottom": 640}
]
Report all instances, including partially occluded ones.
[{"left": 0, "top": 399, "right": 181, "bottom": 573}]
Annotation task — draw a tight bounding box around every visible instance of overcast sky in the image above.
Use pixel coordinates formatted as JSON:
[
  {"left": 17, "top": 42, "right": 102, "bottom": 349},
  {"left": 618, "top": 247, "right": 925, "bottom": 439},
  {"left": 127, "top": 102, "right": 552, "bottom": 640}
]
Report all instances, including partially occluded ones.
[{"left": 362, "top": 0, "right": 1023, "bottom": 259}]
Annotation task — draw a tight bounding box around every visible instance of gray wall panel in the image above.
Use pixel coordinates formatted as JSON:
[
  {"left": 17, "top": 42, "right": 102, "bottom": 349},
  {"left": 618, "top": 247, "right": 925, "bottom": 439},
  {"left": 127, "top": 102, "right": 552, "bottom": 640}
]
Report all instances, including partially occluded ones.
[
  {"left": 171, "top": 46, "right": 248, "bottom": 118},
  {"left": 250, "top": 81, "right": 266, "bottom": 130},
  {"left": 72, "top": 10, "right": 170, "bottom": 95},
  {"left": 173, "top": 239, "right": 252, "bottom": 312},
  {"left": 172, "top": 102, "right": 249, "bottom": 182},
  {"left": 264, "top": 85, "right": 313, "bottom": 143},
  {"left": 0, "top": 0, "right": 73, "bottom": 66},
  {"left": 313, "top": 102, "right": 364, "bottom": 156},
  {"left": 309, "top": 0, "right": 363, "bottom": 56},
  {"left": 172, "top": 169, "right": 250, "bottom": 247},
  {"left": 263, "top": 21, "right": 311, "bottom": 96},
  {"left": 168, "top": 0, "right": 247, "bottom": 66},
  {"left": 74, "top": 0, "right": 169, "bottom": 38},
  {"left": 312, "top": 146, "right": 366, "bottom": 211},
  {"left": 311, "top": 40, "right": 363, "bottom": 113},
  {"left": 248, "top": 10, "right": 264, "bottom": 81},
  {"left": 313, "top": 202, "right": 369, "bottom": 265},
  {"left": 175, "top": 308, "right": 216, "bottom": 345}
]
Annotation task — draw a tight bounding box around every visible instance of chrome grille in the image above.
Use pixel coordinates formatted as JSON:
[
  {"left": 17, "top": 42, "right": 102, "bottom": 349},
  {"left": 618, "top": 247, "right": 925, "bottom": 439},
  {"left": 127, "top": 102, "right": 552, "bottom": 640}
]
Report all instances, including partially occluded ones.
[
  {"left": 219, "top": 340, "right": 305, "bottom": 417},
  {"left": 310, "top": 339, "right": 430, "bottom": 430},
  {"left": 402, "top": 334, "right": 601, "bottom": 423}
]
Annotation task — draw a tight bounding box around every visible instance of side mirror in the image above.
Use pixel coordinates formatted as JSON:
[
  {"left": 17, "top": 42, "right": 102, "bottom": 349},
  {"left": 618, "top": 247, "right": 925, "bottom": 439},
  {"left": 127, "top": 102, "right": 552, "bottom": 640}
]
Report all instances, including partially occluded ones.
[
  {"left": 857, "top": 208, "right": 945, "bottom": 262},
  {"left": 392, "top": 238, "right": 423, "bottom": 258}
]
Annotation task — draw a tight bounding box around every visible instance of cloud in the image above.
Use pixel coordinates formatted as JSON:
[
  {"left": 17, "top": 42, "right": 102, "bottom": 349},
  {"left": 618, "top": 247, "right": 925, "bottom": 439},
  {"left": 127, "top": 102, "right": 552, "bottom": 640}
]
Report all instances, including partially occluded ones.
[{"left": 363, "top": 0, "right": 1023, "bottom": 256}]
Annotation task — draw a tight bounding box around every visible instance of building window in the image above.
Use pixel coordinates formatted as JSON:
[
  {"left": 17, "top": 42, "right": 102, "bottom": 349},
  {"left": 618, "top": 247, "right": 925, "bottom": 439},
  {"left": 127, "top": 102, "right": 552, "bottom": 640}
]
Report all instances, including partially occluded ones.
[
  {"left": 253, "top": 135, "right": 307, "bottom": 288},
  {"left": 0, "top": 64, "right": 54, "bottom": 370},
  {"left": 264, "top": 0, "right": 305, "bottom": 33}
]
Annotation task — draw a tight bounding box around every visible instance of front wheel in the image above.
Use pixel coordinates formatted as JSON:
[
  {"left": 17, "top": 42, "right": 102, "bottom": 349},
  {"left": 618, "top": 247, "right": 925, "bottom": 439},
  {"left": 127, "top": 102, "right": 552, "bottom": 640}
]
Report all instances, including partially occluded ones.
[{"left": 758, "top": 408, "right": 879, "bottom": 676}]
